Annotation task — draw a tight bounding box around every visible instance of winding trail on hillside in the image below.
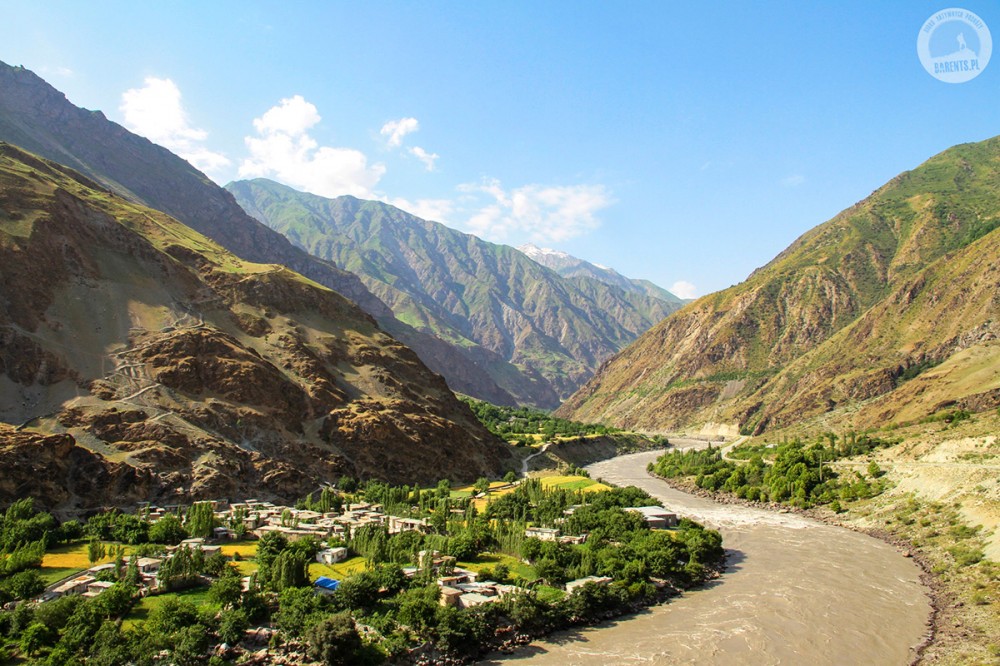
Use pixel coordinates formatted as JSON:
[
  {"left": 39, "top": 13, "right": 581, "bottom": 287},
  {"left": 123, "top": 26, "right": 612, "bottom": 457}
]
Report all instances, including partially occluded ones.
[
  {"left": 521, "top": 442, "right": 552, "bottom": 476},
  {"left": 488, "top": 447, "right": 931, "bottom": 665}
]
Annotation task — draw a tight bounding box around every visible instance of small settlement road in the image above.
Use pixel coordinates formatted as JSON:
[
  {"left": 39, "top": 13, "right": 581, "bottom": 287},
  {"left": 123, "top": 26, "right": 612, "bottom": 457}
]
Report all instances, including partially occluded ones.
[{"left": 487, "top": 448, "right": 931, "bottom": 666}]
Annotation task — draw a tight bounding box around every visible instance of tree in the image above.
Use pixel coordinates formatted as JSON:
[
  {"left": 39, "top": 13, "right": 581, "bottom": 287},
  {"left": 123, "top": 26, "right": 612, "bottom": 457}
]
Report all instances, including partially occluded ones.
[
  {"left": 473, "top": 477, "right": 490, "bottom": 494},
  {"left": 149, "top": 513, "right": 187, "bottom": 544},
  {"left": 208, "top": 573, "right": 244, "bottom": 609},
  {"left": 217, "top": 608, "right": 249, "bottom": 645},
  {"left": 185, "top": 503, "right": 216, "bottom": 539},
  {"left": 3, "top": 569, "right": 44, "bottom": 600},
  {"left": 87, "top": 537, "right": 106, "bottom": 566},
  {"left": 173, "top": 624, "right": 210, "bottom": 665},
  {"left": 306, "top": 612, "right": 362, "bottom": 666},
  {"left": 19, "top": 622, "right": 54, "bottom": 657}
]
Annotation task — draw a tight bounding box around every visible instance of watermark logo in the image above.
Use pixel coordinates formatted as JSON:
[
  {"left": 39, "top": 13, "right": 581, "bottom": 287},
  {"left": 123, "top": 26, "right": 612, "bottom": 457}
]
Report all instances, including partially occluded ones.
[{"left": 917, "top": 8, "right": 992, "bottom": 83}]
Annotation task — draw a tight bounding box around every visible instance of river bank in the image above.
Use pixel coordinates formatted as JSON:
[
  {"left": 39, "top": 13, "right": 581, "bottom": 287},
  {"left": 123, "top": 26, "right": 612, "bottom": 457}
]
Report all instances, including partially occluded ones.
[
  {"left": 489, "top": 450, "right": 931, "bottom": 665},
  {"left": 650, "top": 474, "right": 941, "bottom": 664}
]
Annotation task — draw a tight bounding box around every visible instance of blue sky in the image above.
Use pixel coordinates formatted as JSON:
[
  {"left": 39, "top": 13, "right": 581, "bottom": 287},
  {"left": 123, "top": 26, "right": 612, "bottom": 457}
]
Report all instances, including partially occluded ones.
[{"left": 5, "top": 1, "right": 1000, "bottom": 297}]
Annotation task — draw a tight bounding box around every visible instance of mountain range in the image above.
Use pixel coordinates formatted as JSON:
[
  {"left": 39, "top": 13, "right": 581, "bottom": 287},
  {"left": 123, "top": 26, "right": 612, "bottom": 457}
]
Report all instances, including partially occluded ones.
[
  {"left": 0, "top": 143, "right": 514, "bottom": 511},
  {"left": 226, "top": 179, "right": 681, "bottom": 406},
  {"left": 560, "top": 137, "right": 1000, "bottom": 435},
  {"left": 518, "top": 243, "right": 685, "bottom": 305},
  {"left": 0, "top": 60, "right": 530, "bottom": 408},
  {"left": 0, "top": 60, "right": 679, "bottom": 409}
]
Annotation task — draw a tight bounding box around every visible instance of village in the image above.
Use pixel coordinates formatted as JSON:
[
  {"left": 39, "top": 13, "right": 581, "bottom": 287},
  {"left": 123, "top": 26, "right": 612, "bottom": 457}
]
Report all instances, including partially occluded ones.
[{"left": 41, "top": 493, "right": 682, "bottom": 612}]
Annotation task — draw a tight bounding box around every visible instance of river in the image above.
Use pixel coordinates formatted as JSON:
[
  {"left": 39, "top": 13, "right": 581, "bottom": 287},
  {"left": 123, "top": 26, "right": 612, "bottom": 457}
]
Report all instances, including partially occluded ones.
[{"left": 485, "top": 448, "right": 931, "bottom": 665}]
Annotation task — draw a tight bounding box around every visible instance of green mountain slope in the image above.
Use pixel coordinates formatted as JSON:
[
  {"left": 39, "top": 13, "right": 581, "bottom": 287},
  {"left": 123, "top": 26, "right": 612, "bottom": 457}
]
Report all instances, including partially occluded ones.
[
  {"left": 560, "top": 137, "right": 1000, "bottom": 434},
  {"left": 0, "top": 144, "right": 515, "bottom": 511},
  {"left": 0, "top": 59, "right": 524, "bottom": 406},
  {"left": 226, "top": 179, "right": 680, "bottom": 405}
]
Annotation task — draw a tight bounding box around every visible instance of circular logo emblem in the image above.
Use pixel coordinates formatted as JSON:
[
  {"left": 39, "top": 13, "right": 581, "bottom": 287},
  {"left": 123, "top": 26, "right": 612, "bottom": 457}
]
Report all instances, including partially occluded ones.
[{"left": 918, "top": 8, "right": 992, "bottom": 83}]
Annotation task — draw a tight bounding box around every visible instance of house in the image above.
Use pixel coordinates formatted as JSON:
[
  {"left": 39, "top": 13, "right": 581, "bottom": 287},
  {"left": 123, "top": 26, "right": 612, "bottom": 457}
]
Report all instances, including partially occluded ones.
[
  {"left": 82, "top": 580, "right": 115, "bottom": 598},
  {"left": 564, "top": 575, "right": 613, "bottom": 593},
  {"left": 625, "top": 506, "right": 679, "bottom": 529},
  {"left": 525, "top": 526, "right": 559, "bottom": 541},
  {"left": 87, "top": 563, "right": 116, "bottom": 576},
  {"left": 558, "top": 534, "right": 588, "bottom": 545},
  {"left": 51, "top": 575, "right": 96, "bottom": 598},
  {"left": 315, "top": 547, "right": 349, "bottom": 565},
  {"left": 213, "top": 526, "right": 236, "bottom": 541},
  {"left": 438, "top": 586, "right": 463, "bottom": 607},
  {"left": 135, "top": 557, "right": 163, "bottom": 574},
  {"left": 387, "top": 515, "right": 429, "bottom": 534}
]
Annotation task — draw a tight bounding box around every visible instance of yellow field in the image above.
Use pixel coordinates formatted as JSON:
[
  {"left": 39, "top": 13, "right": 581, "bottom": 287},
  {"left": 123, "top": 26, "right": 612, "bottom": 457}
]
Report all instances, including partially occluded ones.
[
  {"left": 40, "top": 541, "right": 131, "bottom": 569},
  {"left": 309, "top": 555, "right": 367, "bottom": 581},
  {"left": 540, "top": 475, "right": 610, "bottom": 492},
  {"left": 219, "top": 540, "right": 258, "bottom": 558}
]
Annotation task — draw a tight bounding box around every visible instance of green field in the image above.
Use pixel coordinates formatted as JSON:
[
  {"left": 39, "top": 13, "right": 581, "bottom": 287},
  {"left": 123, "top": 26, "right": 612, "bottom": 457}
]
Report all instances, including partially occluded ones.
[
  {"left": 458, "top": 552, "right": 536, "bottom": 582},
  {"left": 123, "top": 587, "right": 216, "bottom": 627}
]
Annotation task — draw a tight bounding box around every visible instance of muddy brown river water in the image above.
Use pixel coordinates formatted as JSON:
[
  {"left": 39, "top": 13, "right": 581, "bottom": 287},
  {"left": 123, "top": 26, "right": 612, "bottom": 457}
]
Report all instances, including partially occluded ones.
[{"left": 485, "top": 449, "right": 931, "bottom": 665}]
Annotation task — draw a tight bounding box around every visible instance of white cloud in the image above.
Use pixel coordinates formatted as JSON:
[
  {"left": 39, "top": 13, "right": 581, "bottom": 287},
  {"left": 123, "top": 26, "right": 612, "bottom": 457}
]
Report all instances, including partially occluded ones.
[
  {"left": 457, "top": 179, "right": 612, "bottom": 243},
  {"left": 239, "top": 96, "right": 385, "bottom": 198},
  {"left": 385, "top": 196, "right": 454, "bottom": 223},
  {"left": 120, "top": 77, "right": 230, "bottom": 174},
  {"left": 781, "top": 174, "right": 805, "bottom": 187},
  {"left": 670, "top": 280, "right": 698, "bottom": 300},
  {"left": 252, "top": 95, "right": 321, "bottom": 135},
  {"left": 380, "top": 117, "right": 419, "bottom": 148},
  {"left": 409, "top": 146, "right": 439, "bottom": 171}
]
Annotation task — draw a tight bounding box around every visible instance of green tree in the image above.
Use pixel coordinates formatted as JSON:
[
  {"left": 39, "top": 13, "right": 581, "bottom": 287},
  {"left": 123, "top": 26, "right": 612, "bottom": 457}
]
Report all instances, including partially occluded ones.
[
  {"left": 217, "top": 608, "right": 249, "bottom": 645},
  {"left": 149, "top": 513, "right": 187, "bottom": 544},
  {"left": 208, "top": 573, "right": 244, "bottom": 609},
  {"left": 87, "top": 537, "right": 106, "bottom": 566},
  {"left": 305, "top": 612, "right": 363, "bottom": 666},
  {"left": 19, "top": 622, "right": 54, "bottom": 657},
  {"left": 185, "top": 503, "right": 216, "bottom": 539}
]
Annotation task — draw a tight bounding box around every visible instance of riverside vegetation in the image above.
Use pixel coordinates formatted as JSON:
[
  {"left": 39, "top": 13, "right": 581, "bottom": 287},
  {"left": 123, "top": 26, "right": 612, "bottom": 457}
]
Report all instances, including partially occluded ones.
[
  {"left": 650, "top": 412, "right": 1000, "bottom": 664},
  {"left": 650, "top": 434, "right": 895, "bottom": 510},
  {"left": 0, "top": 477, "right": 724, "bottom": 664}
]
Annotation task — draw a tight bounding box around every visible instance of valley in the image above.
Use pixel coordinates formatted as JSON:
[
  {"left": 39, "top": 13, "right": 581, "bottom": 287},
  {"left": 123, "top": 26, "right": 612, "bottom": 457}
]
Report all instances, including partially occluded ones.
[{"left": 0, "top": 31, "right": 998, "bottom": 666}]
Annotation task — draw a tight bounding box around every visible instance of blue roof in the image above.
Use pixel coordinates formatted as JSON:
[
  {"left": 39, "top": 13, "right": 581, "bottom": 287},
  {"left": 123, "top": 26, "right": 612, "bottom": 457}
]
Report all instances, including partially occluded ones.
[{"left": 314, "top": 576, "right": 340, "bottom": 590}]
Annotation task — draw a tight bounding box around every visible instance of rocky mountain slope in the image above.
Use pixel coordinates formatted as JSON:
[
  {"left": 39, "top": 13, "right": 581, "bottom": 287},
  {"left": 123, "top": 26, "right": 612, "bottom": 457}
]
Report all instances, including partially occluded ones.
[
  {"left": 0, "top": 144, "right": 516, "bottom": 512},
  {"left": 0, "top": 60, "right": 522, "bottom": 407},
  {"left": 560, "top": 137, "right": 1000, "bottom": 434},
  {"left": 227, "top": 179, "right": 681, "bottom": 405},
  {"left": 518, "top": 243, "right": 684, "bottom": 306}
]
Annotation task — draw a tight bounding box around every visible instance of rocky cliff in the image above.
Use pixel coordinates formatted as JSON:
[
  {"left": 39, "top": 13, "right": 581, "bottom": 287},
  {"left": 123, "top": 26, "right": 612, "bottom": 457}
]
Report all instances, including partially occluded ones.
[{"left": 0, "top": 144, "right": 516, "bottom": 513}]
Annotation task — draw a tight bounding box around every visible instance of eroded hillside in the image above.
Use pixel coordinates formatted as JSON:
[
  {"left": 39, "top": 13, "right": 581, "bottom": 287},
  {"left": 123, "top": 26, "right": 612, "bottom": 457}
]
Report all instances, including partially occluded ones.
[{"left": 0, "top": 144, "right": 516, "bottom": 513}]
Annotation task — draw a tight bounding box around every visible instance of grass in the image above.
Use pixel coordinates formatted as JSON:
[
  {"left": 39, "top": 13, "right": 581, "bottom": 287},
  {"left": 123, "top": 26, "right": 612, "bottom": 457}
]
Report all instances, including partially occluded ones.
[
  {"left": 123, "top": 587, "right": 216, "bottom": 628},
  {"left": 458, "top": 552, "right": 536, "bottom": 582}
]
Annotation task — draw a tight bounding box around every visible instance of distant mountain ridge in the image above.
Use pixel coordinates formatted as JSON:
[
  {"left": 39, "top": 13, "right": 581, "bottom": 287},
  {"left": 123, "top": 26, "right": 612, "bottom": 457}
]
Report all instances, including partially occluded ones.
[
  {"left": 0, "top": 59, "right": 525, "bottom": 407},
  {"left": 517, "top": 243, "right": 684, "bottom": 306},
  {"left": 560, "top": 136, "right": 1000, "bottom": 434},
  {"left": 0, "top": 144, "right": 514, "bottom": 511},
  {"left": 226, "top": 179, "right": 683, "bottom": 405}
]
